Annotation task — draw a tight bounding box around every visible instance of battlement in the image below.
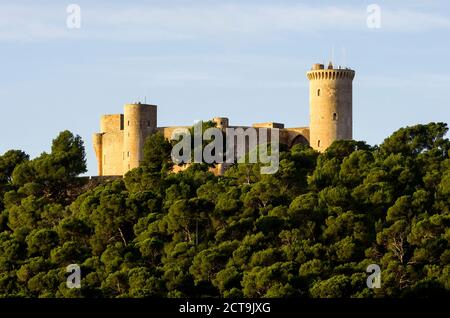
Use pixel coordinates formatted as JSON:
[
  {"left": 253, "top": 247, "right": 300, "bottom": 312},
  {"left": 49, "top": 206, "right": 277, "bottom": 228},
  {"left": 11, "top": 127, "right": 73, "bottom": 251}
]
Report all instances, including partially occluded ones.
[{"left": 306, "top": 69, "right": 355, "bottom": 80}]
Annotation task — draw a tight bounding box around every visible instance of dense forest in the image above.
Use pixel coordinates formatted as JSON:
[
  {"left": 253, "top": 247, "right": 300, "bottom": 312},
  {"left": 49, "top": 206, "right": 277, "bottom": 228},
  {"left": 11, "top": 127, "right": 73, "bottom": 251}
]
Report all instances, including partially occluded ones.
[{"left": 0, "top": 122, "right": 450, "bottom": 298}]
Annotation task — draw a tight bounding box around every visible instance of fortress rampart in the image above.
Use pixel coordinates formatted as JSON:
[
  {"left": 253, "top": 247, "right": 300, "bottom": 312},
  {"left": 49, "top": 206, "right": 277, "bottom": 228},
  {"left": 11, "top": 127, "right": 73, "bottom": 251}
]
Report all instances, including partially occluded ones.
[{"left": 93, "top": 62, "right": 355, "bottom": 176}]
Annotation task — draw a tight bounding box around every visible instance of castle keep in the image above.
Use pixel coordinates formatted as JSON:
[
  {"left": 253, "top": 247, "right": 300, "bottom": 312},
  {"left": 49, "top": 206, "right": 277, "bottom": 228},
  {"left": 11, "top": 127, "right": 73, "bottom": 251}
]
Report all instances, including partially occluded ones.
[
  {"left": 93, "top": 63, "right": 355, "bottom": 176},
  {"left": 307, "top": 63, "right": 355, "bottom": 151}
]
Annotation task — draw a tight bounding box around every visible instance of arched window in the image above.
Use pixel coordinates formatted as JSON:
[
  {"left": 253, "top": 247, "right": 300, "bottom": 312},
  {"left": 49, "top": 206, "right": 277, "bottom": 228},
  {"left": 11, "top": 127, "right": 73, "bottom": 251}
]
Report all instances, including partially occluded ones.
[
  {"left": 333, "top": 113, "right": 338, "bottom": 121},
  {"left": 318, "top": 140, "right": 321, "bottom": 147},
  {"left": 317, "top": 89, "right": 321, "bottom": 96}
]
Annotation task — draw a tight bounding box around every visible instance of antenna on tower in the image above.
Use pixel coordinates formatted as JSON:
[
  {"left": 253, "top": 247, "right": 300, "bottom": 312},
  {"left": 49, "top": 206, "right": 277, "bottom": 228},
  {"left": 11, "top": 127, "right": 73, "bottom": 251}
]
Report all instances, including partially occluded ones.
[
  {"left": 342, "top": 46, "right": 347, "bottom": 68},
  {"left": 331, "top": 45, "right": 335, "bottom": 65}
]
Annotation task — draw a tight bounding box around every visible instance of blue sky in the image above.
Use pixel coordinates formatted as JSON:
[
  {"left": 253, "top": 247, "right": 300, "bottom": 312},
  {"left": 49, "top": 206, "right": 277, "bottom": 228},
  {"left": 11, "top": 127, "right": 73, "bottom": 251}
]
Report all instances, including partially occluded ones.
[{"left": 1, "top": 0, "right": 450, "bottom": 175}]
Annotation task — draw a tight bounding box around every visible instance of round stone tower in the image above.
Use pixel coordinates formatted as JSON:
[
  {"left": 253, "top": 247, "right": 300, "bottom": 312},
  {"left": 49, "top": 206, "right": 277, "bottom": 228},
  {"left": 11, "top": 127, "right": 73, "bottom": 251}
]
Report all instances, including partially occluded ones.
[
  {"left": 306, "top": 62, "right": 355, "bottom": 152},
  {"left": 123, "top": 103, "right": 157, "bottom": 172}
]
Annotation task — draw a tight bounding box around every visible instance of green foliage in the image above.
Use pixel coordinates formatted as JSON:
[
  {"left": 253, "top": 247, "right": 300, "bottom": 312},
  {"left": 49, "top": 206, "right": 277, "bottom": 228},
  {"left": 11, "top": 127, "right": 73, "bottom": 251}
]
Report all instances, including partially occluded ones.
[
  {"left": 1, "top": 123, "right": 450, "bottom": 298},
  {"left": 0, "top": 150, "right": 29, "bottom": 184},
  {"left": 142, "top": 132, "right": 173, "bottom": 173}
]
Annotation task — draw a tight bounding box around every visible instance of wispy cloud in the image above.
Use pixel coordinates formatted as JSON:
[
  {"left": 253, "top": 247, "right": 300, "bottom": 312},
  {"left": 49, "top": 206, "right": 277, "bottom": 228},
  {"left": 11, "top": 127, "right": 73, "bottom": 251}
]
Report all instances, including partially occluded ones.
[
  {"left": 382, "top": 9, "right": 450, "bottom": 31},
  {"left": 358, "top": 73, "right": 450, "bottom": 88},
  {"left": 60, "top": 53, "right": 308, "bottom": 89},
  {"left": 0, "top": 3, "right": 449, "bottom": 42},
  {"left": 0, "top": 5, "right": 67, "bottom": 41}
]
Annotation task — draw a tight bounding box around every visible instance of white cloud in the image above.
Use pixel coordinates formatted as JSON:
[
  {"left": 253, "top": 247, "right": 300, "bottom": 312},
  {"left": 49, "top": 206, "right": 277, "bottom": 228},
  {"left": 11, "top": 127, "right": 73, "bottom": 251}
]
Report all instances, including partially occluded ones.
[
  {"left": 0, "top": 3, "right": 449, "bottom": 42},
  {"left": 358, "top": 73, "right": 450, "bottom": 88},
  {"left": 0, "top": 5, "right": 67, "bottom": 41},
  {"left": 382, "top": 9, "right": 450, "bottom": 31}
]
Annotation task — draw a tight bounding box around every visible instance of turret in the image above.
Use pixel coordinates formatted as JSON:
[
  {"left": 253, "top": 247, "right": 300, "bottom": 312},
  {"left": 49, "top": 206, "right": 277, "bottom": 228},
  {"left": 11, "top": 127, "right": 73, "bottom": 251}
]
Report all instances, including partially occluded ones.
[
  {"left": 212, "top": 117, "right": 229, "bottom": 129},
  {"left": 306, "top": 62, "right": 355, "bottom": 152},
  {"left": 123, "top": 103, "right": 157, "bottom": 173}
]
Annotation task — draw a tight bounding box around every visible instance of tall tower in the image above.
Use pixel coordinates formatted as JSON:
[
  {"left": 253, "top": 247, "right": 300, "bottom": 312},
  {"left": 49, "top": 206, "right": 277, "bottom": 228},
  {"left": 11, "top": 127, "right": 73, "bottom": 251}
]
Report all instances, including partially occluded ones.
[
  {"left": 307, "top": 62, "right": 355, "bottom": 152},
  {"left": 123, "top": 103, "right": 157, "bottom": 173}
]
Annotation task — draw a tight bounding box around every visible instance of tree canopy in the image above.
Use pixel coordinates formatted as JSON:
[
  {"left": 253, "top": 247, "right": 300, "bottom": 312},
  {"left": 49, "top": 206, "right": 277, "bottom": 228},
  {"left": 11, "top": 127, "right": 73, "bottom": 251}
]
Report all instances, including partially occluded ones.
[{"left": 0, "top": 123, "right": 449, "bottom": 298}]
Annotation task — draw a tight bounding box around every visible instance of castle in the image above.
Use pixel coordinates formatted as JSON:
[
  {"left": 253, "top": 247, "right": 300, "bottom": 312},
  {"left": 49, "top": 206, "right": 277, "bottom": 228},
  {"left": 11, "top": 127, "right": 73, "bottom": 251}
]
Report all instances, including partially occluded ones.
[{"left": 93, "top": 62, "right": 355, "bottom": 176}]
